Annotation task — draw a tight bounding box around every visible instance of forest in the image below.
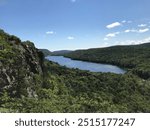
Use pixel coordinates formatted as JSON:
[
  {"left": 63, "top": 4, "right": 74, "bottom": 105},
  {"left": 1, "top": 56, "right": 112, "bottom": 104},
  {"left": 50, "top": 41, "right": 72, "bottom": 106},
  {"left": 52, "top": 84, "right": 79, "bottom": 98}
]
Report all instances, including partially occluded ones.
[
  {"left": 63, "top": 44, "right": 150, "bottom": 79},
  {"left": 0, "top": 29, "right": 150, "bottom": 112}
]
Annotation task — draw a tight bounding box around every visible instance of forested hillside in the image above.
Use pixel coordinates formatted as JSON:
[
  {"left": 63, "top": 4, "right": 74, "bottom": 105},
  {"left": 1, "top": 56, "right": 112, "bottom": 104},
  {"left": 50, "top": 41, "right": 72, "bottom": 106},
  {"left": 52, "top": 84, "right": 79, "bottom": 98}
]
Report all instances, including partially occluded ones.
[
  {"left": 52, "top": 50, "right": 72, "bottom": 55},
  {"left": 64, "top": 44, "right": 150, "bottom": 79},
  {"left": 2, "top": 61, "right": 150, "bottom": 112},
  {"left": 0, "top": 29, "right": 44, "bottom": 97},
  {"left": 0, "top": 29, "right": 150, "bottom": 112},
  {"left": 39, "top": 49, "right": 51, "bottom": 56}
]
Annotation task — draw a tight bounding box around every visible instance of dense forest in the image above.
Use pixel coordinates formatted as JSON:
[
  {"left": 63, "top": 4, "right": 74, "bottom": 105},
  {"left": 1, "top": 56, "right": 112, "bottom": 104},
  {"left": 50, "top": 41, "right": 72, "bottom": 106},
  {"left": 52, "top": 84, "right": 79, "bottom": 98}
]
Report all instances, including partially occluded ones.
[
  {"left": 39, "top": 49, "right": 51, "bottom": 56},
  {"left": 0, "top": 29, "right": 150, "bottom": 112},
  {"left": 1, "top": 60, "right": 150, "bottom": 112},
  {"left": 63, "top": 44, "right": 150, "bottom": 79}
]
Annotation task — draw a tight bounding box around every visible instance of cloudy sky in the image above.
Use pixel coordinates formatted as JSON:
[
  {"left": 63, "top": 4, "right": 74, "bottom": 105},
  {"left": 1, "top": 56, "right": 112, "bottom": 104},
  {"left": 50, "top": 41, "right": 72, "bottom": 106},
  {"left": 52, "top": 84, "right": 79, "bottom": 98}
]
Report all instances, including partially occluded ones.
[{"left": 0, "top": 0, "right": 150, "bottom": 51}]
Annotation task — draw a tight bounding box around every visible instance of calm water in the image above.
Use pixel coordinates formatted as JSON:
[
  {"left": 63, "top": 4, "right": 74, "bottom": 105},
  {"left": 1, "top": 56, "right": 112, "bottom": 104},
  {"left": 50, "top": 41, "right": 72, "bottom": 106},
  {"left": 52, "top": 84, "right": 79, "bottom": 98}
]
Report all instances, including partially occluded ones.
[{"left": 46, "top": 56, "right": 126, "bottom": 74}]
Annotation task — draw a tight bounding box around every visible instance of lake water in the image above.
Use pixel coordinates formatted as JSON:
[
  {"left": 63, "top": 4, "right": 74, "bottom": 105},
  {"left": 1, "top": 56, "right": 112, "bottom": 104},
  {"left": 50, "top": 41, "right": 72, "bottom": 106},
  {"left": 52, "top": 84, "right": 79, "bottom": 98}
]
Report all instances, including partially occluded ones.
[{"left": 46, "top": 56, "right": 126, "bottom": 74}]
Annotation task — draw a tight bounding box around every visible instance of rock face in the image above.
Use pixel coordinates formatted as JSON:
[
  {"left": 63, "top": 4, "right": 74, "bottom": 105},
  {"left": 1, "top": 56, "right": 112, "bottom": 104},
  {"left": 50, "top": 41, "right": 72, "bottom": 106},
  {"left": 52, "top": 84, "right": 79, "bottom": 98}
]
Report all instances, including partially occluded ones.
[{"left": 0, "top": 29, "right": 44, "bottom": 98}]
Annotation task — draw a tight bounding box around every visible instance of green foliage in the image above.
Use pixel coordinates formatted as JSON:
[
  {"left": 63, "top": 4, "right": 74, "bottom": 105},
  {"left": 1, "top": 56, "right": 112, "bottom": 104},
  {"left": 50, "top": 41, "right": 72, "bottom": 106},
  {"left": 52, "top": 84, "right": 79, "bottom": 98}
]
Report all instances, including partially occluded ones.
[
  {"left": 64, "top": 43, "right": 150, "bottom": 79},
  {"left": 23, "top": 41, "right": 35, "bottom": 47},
  {"left": 39, "top": 49, "right": 51, "bottom": 56},
  {"left": 1, "top": 29, "right": 150, "bottom": 113},
  {"left": 5, "top": 61, "right": 150, "bottom": 113}
]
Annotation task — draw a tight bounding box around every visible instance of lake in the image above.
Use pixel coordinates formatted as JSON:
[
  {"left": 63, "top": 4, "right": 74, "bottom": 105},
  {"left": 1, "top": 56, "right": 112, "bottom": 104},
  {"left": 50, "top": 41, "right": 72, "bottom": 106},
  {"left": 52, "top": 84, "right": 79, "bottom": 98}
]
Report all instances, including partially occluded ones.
[{"left": 46, "top": 56, "right": 126, "bottom": 74}]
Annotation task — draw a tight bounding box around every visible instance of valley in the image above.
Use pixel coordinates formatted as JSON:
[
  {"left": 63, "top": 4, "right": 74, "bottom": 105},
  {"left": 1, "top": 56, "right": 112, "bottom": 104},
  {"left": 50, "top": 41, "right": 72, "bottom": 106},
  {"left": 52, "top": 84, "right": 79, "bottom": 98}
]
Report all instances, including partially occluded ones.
[{"left": 0, "top": 29, "right": 150, "bottom": 113}]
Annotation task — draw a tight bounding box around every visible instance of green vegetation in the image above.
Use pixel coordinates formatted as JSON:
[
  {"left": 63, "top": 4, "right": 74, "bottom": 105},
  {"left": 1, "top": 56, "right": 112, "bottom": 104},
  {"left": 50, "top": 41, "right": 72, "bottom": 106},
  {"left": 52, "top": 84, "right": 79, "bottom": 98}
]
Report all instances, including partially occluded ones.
[
  {"left": 1, "top": 61, "right": 150, "bottom": 112},
  {"left": 0, "top": 29, "right": 150, "bottom": 113},
  {"left": 51, "top": 50, "right": 72, "bottom": 55},
  {"left": 39, "top": 49, "right": 51, "bottom": 56},
  {"left": 64, "top": 44, "right": 150, "bottom": 79}
]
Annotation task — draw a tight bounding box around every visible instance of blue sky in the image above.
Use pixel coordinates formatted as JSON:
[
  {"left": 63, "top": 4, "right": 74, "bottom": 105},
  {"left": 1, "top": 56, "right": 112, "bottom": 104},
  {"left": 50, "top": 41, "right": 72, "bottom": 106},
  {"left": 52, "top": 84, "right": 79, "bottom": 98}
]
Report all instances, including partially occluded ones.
[{"left": 0, "top": 0, "right": 150, "bottom": 51}]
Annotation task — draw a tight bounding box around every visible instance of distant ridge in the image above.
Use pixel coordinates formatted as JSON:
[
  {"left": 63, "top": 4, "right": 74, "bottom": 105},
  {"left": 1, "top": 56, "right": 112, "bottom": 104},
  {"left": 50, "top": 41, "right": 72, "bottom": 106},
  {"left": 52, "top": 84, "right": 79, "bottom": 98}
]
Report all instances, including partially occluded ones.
[
  {"left": 52, "top": 50, "right": 72, "bottom": 55},
  {"left": 64, "top": 42, "right": 150, "bottom": 79},
  {"left": 39, "top": 49, "right": 51, "bottom": 56}
]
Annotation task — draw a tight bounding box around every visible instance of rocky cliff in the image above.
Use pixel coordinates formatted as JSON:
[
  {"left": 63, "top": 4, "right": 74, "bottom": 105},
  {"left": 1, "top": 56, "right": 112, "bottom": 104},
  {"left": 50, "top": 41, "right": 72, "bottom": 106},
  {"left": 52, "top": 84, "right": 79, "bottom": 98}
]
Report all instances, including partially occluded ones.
[{"left": 0, "top": 29, "right": 44, "bottom": 98}]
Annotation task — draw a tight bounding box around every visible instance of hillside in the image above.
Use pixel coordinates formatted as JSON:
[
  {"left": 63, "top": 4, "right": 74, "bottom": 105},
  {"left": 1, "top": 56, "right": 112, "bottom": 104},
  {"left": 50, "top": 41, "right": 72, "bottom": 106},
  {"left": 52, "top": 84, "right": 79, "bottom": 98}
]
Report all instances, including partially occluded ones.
[
  {"left": 0, "top": 29, "right": 46, "bottom": 112},
  {"left": 52, "top": 50, "right": 72, "bottom": 55},
  {"left": 64, "top": 43, "right": 150, "bottom": 79},
  {"left": 0, "top": 29, "right": 150, "bottom": 113},
  {"left": 0, "top": 29, "right": 44, "bottom": 98},
  {"left": 39, "top": 49, "right": 51, "bottom": 56}
]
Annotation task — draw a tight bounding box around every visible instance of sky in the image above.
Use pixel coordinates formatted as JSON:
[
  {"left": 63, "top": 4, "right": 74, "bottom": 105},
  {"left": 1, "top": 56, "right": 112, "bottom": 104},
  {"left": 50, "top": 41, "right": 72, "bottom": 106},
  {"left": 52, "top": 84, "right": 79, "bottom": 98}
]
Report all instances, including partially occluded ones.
[{"left": 0, "top": 0, "right": 150, "bottom": 51}]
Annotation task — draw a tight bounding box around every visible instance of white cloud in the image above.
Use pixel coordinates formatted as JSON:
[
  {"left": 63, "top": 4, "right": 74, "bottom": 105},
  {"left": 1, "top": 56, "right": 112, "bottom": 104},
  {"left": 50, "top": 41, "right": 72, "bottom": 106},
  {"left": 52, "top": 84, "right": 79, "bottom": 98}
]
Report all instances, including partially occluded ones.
[
  {"left": 122, "top": 20, "right": 126, "bottom": 23},
  {"left": 121, "top": 20, "right": 132, "bottom": 24},
  {"left": 106, "top": 22, "right": 121, "bottom": 29},
  {"left": 138, "top": 24, "right": 147, "bottom": 27},
  {"left": 142, "top": 37, "right": 150, "bottom": 43},
  {"left": 119, "top": 40, "right": 138, "bottom": 45},
  {"left": 71, "top": 0, "right": 76, "bottom": 2},
  {"left": 124, "top": 29, "right": 137, "bottom": 33},
  {"left": 138, "top": 28, "right": 149, "bottom": 33},
  {"left": 106, "top": 34, "right": 116, "bottom": 37},
  {"left": 104, "top": 37, "right": 109, "bottom": 41},
  {"left": 106, "top": 32, "right": 120, "bottom": 37},
  {"left": 46, "top": 31, "right": 55, "bottom": 35},
  {"left": 115, "top": 37, "right": 150, "bottom": 46},
  {"left": 124, "top": 30, "right": 130, "bottom": 33},
  {"left": 67, "top": 36, "right": 75, "bottom": 40},
  {"left": 124, "top": 28, "right": 149, "bottom": 33}
]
